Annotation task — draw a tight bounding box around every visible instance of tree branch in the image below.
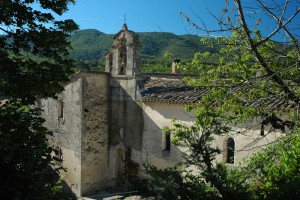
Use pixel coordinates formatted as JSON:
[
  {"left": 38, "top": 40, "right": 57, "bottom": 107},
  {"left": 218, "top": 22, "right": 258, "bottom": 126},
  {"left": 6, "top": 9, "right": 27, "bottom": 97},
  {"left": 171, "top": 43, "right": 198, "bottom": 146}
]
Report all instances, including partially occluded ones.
[
  {"left": 235, "top": 0, "right": 300, "bottom": 105},
  {"left": 256, "top": 0, "right": 300, "bottom": 52}
]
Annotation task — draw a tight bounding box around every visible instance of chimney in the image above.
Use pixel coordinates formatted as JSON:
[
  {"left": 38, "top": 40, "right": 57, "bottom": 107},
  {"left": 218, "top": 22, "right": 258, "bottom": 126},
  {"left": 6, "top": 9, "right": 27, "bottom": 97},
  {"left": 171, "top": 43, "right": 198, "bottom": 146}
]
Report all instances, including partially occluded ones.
[{"left": 172, "top": 58, "right": 181, "bottom": 74}]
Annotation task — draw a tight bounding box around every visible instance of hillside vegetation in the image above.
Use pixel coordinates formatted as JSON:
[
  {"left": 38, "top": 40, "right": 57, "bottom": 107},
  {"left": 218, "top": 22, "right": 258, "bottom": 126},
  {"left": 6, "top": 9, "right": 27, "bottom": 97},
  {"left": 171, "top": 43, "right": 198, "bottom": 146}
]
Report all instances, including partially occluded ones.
[{"left": 69, "top": 29, "right": 221, "bottom": 72}]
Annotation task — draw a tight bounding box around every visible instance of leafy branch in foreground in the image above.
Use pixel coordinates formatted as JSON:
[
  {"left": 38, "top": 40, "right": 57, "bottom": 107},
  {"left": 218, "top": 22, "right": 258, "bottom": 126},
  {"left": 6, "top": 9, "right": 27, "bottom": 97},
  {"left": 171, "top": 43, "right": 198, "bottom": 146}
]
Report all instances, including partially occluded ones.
[
  {"left": 245, "top": 133, "right": 300, "bottom": 200},
  {"left": 145, "top": 104, "right": 300, "bottom": 199},
  {"left": 0, "top": 0, "right": 78, "bottom": 104},
  {"left": 146, "top": 1, "right": 300, "bottom": 199},
  {"left": 181, "top": 0, "right": 300, "bottom": 129},
  {"left": 0, "top": 0, "right": 78, "bottom": 198},
  {"left": 145, "top": 103, "right": 252, "bottom": 200},
  {"left": 0, "top": 101, "right": 75, "bottom": 199}
]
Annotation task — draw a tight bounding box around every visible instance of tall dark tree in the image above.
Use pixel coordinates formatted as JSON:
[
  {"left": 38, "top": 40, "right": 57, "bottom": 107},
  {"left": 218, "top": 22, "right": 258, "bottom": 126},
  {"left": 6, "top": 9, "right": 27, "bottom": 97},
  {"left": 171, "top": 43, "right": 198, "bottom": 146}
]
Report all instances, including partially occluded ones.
[
  {"left": 0, "top": 102, "right": 75, "bottom": 199},
  {"left": 0, "top": 0, "right": 78, "bottom": 104},
  {"left": 0, "top": 1, "right": 78, "bottom": 199}
]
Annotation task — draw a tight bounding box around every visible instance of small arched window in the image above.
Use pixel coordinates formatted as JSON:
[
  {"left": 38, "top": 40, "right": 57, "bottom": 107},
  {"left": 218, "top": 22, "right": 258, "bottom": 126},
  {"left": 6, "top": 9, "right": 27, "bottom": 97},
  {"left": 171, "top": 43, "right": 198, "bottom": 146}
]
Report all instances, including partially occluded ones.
[
  {"left": 224, "top": 137, "right": 235, "bottom": 164},
  {"left": 118, "top": 42, "right": 127, "bottom": 75}
]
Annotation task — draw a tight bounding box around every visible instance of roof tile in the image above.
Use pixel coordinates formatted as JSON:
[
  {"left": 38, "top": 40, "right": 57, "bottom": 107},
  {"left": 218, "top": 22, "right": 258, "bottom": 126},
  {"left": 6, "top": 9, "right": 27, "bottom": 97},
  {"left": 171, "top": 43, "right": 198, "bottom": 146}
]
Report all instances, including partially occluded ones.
[
  {"left": 142, "top": 76, "right": 207, "bottom": 105},
  {"left": 141, "top": 75, "right": 297, "bottom": 110}
]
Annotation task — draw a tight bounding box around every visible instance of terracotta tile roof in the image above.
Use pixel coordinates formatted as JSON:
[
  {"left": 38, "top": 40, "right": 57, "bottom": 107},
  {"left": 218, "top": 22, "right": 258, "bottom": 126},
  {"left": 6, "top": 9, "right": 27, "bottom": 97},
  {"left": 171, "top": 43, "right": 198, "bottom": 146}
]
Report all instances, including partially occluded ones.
[
  {"left": 142, "top": 76, "right": 208, "bottom": 105},
  {"left": 141, "top": 75, "right": 297, "bottom": 109},
  {"left": 245, "top": 97, "right": 297, "bottom": 110}
]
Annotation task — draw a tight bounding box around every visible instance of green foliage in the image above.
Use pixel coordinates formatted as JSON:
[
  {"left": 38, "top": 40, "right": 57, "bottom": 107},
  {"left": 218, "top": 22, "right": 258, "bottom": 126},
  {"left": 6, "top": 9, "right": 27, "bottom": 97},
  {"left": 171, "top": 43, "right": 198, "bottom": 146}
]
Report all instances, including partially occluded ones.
[
  {"left": 44, "top": 178, "right": 76, "bottom": 200},
  {"left": 146, "top": 110, "right": 300, "bottom": 200},
  {"left": 75, "top": 59, "right": 105, "bottom": 71},
  {"left": 69, "top": 29, "right": 112, "bottom": 61},
  {"left": 0, "top": 0, "right": 78, "bottom": 198},
  {"left": 245, "top": 133, "right": 300, "bottom": 200},
  {"left": 139, "top": 32, "right": 211, "bottom": 59},
  {"left": 141, "top": 56, "right": 172, "bottom": 73},
  {"left": 144, "top": 163, "right": 220, "bottom": 200},
  {"left": 171, "top": 105, "right": 252, "bottom": 200},
  {"left": 0, "top": 101, "right": 74, "bottom": 199},
  {"left": 0, "top": 0, "right": 78, "bottom": 104},
  {"left": 181, "top": 28, "right": 299, "bottom": 125},
  {"left": 68, "top": 29, "right": 222, "bottom": 72},
  {"left": 146, "top": 1, "right": 300, "bottom": 199},
  {"left": 146, "top": 104, "right": 252, "bottom": 200}
]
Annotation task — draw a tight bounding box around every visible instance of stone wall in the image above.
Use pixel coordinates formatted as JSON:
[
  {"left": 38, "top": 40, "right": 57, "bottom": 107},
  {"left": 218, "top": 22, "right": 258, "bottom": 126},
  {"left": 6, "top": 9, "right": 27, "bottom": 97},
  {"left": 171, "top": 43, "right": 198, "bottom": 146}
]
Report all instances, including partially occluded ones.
[
  {"left": 42, "top": 72, "right": 112, "bottom": 196},
  {"left": 131, "top": 102, "right": 283, "bottom": 172},
  {"left": 131, "top": 103, "right": 192, "bottom": 170},
  {"left": 214, "top": 119, "right": 283, "bottom": 164},
  {"left": 110, "top": 77, "right": 144, "bottom": 150},
  {"left": 41, "top": 71, "right": 284, "bottom": 196},
  {"left": 108, "top": 76, "right": 144, "bottom": 183},
  {"left": 41, "top": 77, "right": 83, "bottom": 195},
  {"left": 80, "top": 72, "right": 111, "bottom": 196}
]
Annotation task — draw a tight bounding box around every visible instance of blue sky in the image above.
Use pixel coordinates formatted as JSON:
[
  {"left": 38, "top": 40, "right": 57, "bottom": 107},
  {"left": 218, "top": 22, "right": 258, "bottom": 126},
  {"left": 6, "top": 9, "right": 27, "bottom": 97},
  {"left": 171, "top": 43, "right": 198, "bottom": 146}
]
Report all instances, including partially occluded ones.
[
  {"left": 60, "top": 0, "right": 228, "bottom": 35},
  {"left": 0, "top": 0, "right": 298, "bottom": 40},
  {"left": 44, "top": 0, "right": 300, "bottom": 41}
]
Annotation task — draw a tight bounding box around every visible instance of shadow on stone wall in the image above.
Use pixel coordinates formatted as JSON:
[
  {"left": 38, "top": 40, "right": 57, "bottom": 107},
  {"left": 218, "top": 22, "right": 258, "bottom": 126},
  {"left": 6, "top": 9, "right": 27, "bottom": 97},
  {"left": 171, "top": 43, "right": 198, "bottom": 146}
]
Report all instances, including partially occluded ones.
[{"left": 109, "top": 78, "right": 187, "bottom": 169}]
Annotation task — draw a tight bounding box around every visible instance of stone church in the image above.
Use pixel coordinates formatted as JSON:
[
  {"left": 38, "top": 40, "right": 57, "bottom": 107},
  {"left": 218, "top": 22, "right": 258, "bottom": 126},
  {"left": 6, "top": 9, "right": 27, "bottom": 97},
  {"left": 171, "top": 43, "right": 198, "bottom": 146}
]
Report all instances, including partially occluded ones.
[{"left": 40, "top": 24, "right": 282, "bottom": 196}]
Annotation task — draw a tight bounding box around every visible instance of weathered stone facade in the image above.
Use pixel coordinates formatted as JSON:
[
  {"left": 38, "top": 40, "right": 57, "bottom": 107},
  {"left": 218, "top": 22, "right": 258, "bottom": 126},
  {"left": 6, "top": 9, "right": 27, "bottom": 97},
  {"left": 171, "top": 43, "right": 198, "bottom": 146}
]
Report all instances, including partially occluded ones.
[
  {"left": 42, "top": 24, "right": 147, "bottom": 196},
  {"left": 42, "top": 72, "right": 111, "bottom": 195},
  {"left": 41, "top": 24, "right": 284, "bottom": 197}
]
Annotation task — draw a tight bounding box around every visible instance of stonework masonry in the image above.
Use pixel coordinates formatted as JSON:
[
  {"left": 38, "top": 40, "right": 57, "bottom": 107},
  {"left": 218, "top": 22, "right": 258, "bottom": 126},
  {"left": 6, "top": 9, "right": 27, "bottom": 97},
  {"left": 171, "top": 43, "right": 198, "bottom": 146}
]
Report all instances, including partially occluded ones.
[
  {"left": 42, "top": 77, "right": 83, "bottom": 194},
  {"left": 40, "top": 24, "right": 284, "bottom": 197},
  {"left": 42, "top": 24, "right": 146, "bottom": 196},
  {"left": 42, "top": 72, "right": 112, "bottom": 196},
  {"left": 81, "top": 73, "right": 110, "bottom": 195}
]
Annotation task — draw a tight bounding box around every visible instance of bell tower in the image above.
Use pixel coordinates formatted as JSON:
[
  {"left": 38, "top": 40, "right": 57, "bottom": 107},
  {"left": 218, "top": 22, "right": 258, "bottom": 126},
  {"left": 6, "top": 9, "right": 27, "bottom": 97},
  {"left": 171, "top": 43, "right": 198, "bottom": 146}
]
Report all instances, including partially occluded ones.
[
  {"left": 105, "top": 25, "right": 144, "bottom": 183},
  {"left": 105, "top": 23, "right": 141, "bottom": 77}
]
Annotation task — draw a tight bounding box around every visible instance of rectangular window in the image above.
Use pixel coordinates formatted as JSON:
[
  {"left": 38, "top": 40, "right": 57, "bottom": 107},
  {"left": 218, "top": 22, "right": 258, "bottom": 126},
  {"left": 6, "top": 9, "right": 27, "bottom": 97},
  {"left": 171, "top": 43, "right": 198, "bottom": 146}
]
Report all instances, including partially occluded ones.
[
  {"left": 165, "top": 132, "right": 171, "bottom": 151},
  {"left": 162, "top": 127, "right": 171, "bottom": 151},
  {"left": 224, "top": 137, "right": 235, "bottom": 164},
  {"left": 57, "top": 100, "right": 64, "bottom": 119}
]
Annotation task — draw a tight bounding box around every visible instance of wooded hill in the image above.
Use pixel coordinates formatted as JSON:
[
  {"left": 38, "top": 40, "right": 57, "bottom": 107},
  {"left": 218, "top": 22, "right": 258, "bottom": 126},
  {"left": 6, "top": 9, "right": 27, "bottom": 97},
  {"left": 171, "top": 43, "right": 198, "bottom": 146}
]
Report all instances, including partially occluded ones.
[
  {"left": 69, "top": 29, "right": 220, "bottom": 72},
  {"left": 69, "top": 29, "right": 219, "bottom": 60}
]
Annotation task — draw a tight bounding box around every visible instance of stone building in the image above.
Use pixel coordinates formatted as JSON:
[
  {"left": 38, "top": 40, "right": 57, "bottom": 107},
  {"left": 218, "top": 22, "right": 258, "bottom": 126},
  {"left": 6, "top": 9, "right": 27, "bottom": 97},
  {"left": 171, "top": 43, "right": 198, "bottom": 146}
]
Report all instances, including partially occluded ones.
[{"left": 40, "top": 24, "right": 283, "bottom": 196}]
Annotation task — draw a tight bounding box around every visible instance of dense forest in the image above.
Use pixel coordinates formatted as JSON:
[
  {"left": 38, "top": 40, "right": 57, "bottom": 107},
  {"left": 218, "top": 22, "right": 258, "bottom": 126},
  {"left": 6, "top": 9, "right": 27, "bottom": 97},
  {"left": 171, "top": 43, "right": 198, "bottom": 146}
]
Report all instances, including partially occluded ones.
[{"left": 69, "top": 29, "right": 221, "bottom": 73}]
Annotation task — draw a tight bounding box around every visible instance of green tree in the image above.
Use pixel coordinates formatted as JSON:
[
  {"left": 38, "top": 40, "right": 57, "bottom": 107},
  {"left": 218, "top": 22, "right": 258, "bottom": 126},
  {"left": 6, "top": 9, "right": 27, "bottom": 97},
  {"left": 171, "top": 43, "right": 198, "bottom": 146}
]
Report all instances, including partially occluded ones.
[
  {"left": 0, "top": 102, "right": 75, "bottom": 199},
  {"left": 0, "top": 0, "right": 78, "bottom": 199},
  {"left": 245, "top": 133, "right": 300, "bottom": 200},
  {"left": 180, "top": 0, "right": 300, "bottom": 164},
  {"left": 145, "top": 101, "right": 253, "bottom": 200},
  {"left": 181, "top": 0, "right": 300, "bottom": 126},
  {"left": 0, "top": 0, "right": 78, "bottom": 104},
  {"left": 146, "top": 0, "right": 300, "bottom": 199}
]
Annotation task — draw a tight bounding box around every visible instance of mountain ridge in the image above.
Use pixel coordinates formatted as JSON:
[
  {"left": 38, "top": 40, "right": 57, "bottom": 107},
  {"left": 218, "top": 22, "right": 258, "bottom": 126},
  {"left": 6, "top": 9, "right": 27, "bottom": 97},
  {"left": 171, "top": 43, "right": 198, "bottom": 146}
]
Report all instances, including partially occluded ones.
[{"left": 69, "top": 29, "right": 218, "bottom": 61}]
